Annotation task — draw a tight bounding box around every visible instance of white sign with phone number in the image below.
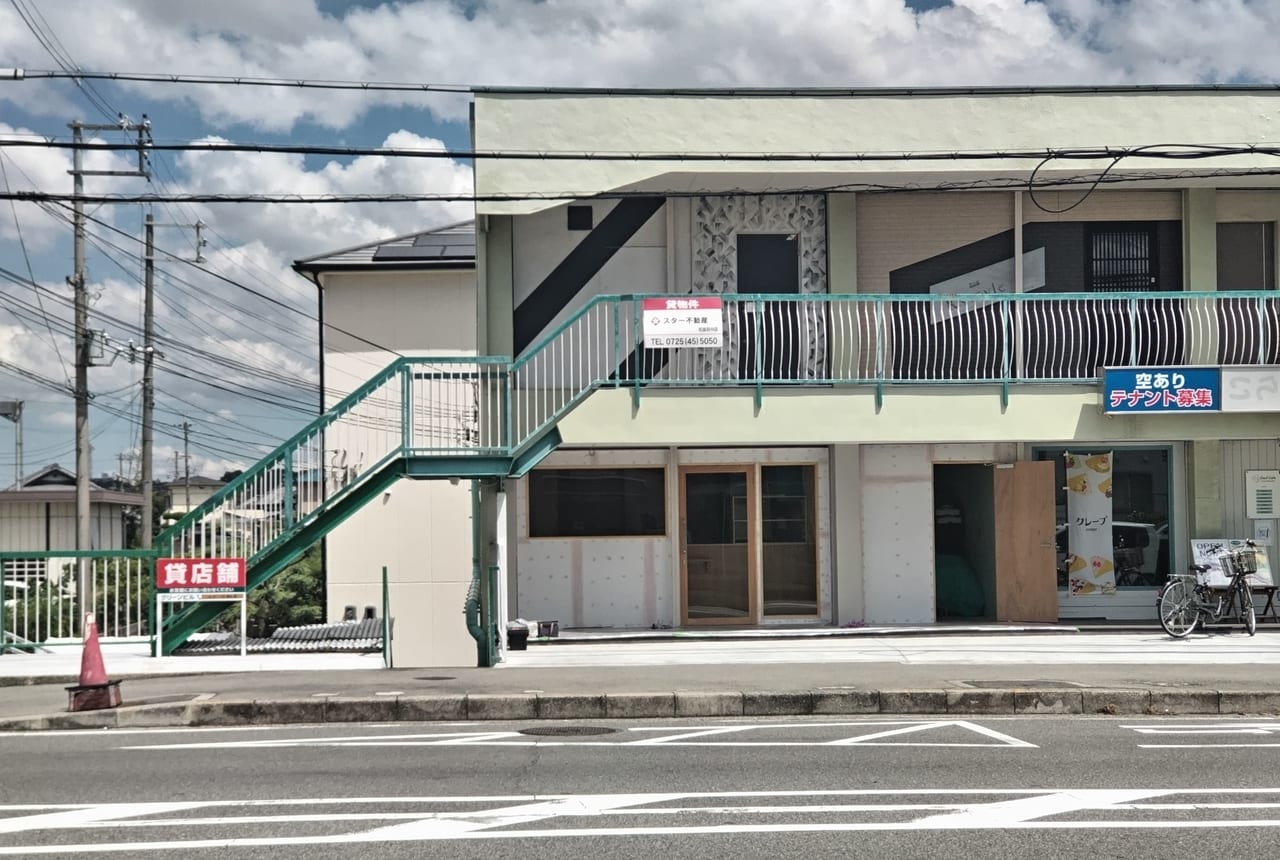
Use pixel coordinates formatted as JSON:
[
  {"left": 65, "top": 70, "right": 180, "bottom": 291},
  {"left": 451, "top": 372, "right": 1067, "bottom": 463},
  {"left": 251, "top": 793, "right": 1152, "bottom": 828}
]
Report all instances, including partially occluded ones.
[{"left": 642, "top": 296, "right": 723, "bottom": 348}]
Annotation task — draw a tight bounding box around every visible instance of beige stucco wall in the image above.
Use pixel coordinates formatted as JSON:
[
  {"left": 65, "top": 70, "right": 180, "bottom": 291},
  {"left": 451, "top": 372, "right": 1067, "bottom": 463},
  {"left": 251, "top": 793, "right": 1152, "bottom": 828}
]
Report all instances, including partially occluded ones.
[
  {"left": 322, "top": 270, "right": 477, "bottom": 402},
  {"left": 319, "top": 266, "right": 480, "bottom": 667},
  {"left": 473, "top": 91, "right": 1280, "bottom": 214},
  {"left": 557, "top": 386, "right": 1280, "bottom": 448},
  {"left": 325, "top": 478, "right": 476, "bottom": 667}
]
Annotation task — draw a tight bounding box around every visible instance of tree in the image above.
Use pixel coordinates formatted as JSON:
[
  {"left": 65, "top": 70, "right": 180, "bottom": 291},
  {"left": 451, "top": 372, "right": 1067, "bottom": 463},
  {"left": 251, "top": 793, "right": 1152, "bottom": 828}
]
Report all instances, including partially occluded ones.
[{"left": 215, "top": 543, "right": 323, "bottom": 638}]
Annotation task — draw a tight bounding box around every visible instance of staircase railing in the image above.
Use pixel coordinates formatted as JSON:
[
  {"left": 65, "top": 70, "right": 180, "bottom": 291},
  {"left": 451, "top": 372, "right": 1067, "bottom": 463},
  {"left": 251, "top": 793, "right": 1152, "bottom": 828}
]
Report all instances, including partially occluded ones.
[{"left": 158, "top": 356, "right": 511, "bottom": 562}]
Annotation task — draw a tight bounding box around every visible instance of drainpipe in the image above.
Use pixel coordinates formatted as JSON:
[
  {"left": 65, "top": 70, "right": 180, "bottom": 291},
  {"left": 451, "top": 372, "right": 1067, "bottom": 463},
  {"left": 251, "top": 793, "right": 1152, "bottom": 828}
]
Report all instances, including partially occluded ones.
[{"left": 464, "top": 478, "right": 494, "bottom": 666}]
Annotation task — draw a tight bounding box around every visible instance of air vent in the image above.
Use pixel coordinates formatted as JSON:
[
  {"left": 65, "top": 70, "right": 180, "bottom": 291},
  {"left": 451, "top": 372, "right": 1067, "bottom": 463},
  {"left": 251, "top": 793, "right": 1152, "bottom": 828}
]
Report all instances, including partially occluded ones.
[{"left": 567, "top": 205, "right": 593, "bottom": 231}]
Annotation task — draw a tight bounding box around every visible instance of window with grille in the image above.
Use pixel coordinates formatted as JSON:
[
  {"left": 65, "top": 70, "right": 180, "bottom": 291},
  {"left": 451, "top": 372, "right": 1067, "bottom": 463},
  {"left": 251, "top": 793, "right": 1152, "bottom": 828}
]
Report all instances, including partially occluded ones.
[{"left": 1087, "top": 223, "right": 1158, "bottom": 292}]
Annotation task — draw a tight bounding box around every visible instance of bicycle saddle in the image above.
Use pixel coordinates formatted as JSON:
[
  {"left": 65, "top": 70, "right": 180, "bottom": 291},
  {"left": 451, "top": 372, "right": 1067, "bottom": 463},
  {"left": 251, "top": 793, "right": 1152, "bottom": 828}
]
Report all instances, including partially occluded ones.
[{"left": 1190, "top": 563, "right": 1213, "bottom": 573}]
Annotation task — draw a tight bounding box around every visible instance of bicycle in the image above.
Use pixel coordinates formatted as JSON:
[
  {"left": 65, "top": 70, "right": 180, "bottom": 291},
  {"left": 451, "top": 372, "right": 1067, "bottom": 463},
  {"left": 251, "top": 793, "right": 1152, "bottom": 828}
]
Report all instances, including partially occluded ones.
[{"left": 1157, "top": 543, "right": 1259, "bottom": 638}]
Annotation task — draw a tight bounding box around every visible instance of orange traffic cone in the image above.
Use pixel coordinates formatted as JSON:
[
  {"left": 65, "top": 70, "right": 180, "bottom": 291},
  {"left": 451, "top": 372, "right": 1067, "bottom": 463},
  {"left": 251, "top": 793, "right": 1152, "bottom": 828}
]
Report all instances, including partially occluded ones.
[{"left": 66, "top": 612, "right": 122, "bottom": 712}]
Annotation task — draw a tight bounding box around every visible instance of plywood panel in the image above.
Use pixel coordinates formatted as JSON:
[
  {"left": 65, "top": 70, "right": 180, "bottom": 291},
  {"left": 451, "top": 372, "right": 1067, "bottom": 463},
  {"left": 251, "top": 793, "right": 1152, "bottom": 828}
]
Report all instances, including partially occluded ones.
[
  {"left": 860, "top": 446, "right": 936, "bottom": 623},
  {"left": 994, "top": 461, "right": 1057, "bottom": 622}
]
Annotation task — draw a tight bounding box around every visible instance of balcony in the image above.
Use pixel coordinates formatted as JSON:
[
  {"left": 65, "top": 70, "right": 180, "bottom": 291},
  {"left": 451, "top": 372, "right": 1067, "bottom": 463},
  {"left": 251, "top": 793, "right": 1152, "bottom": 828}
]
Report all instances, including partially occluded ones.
[{"left": 510, "top": 291, "right": 1278, "bottom": 424}]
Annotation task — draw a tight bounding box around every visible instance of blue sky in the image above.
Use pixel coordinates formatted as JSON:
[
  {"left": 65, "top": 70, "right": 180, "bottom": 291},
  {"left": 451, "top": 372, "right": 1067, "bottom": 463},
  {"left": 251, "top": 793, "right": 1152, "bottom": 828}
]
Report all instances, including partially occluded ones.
[{"left": 0, "top": 0, "right": 1277, "bottom": 490}]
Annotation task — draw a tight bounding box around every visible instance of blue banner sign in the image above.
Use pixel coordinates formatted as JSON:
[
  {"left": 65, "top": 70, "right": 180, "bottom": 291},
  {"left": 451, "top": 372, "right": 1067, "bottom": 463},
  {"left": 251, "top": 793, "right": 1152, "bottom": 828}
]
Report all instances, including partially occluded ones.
[{"left": 1103, "top": 367, "right": 1221, "bottom": 414}]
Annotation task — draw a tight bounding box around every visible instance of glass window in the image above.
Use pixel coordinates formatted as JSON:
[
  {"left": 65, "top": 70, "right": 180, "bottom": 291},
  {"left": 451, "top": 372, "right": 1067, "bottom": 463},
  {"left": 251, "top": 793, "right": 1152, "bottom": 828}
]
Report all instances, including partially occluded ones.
[
  {"left": 529, "top": 468, "right": 665, "bottom": 538},
  {"left": 1036, "top": 448, "right": 1171, "bottom": 589},
  {"left": 761, "top": 465, "right": 817, "bottom": 616},
  {"left": 1217, "top": 222, "right": 1276, "bottom": 291}
]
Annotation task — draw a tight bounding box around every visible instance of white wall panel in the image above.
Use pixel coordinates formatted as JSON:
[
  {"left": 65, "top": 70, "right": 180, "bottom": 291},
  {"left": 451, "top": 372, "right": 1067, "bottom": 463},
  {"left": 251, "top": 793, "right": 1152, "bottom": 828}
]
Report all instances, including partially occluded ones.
[
  {"left": 859, "top": 443, "right": 1011, "bottom": 624},
  {"left": 1223, "top": 439, "right": 1280, "bottom": 539}
]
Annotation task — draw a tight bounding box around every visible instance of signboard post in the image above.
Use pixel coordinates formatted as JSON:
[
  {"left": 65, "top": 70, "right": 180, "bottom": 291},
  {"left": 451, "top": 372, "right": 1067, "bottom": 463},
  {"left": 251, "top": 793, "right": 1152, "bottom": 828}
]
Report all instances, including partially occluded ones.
[
  {"left": 641, "top": 296, "right": 723, "bottom": 348},
  {"left": 155, "top": 558, "right": 248, "bottom": 658}
]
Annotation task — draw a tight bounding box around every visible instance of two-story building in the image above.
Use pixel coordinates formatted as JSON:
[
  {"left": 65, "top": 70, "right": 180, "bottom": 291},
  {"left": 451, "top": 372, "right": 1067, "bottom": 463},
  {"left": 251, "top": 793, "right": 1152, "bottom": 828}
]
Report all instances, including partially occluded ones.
[
  {"left": 283, "top": 86, "right": 1280, "bottom": 667},
  {"left": 469, "top": 85, "right": 1280, "bottom": 638}
]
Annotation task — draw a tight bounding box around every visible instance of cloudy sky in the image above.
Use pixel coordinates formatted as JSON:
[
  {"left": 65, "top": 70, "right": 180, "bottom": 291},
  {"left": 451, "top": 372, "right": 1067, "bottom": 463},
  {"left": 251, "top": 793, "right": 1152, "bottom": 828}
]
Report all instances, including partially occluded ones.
[{"left": 0, "top": 0, "right": 1277, "bottom": 490}]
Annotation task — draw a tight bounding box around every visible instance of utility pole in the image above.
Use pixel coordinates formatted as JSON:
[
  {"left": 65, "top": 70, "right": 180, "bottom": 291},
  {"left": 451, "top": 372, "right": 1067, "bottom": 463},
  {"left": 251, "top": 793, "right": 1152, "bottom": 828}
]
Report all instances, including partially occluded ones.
[
  {"left": 183, "top": 421, "right": 191, "bottom": 512},
  {"left": 68, "top": 116, "right": 150, "bottom": 607},
  {"left": 141, "top": 212, "right": 155, "bottom": 548},
  {"left": 0, "top": 401, "right": 21, "bottom": 489},
  {"left": 139, "top": 213, "right": 197, "bottom": 548}
]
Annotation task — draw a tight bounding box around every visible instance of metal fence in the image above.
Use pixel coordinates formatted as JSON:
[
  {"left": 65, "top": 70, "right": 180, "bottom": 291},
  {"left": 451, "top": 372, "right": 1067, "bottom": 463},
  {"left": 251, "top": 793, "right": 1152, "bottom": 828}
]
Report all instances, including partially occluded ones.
[{"left": 1, "top": 551, "right": 153, "bottom": 651}]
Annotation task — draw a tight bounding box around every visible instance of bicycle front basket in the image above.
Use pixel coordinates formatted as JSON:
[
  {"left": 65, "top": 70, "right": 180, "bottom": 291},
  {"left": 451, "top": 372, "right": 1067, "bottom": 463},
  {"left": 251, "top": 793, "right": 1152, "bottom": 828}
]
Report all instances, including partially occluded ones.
[{"left": 1225, "top": 550, "right": 1258, "bottom": 578}]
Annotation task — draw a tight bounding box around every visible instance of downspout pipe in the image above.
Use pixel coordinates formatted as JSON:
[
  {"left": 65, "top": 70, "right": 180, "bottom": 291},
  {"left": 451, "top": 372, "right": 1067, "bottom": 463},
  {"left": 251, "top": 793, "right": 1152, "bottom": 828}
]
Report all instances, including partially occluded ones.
[{"left": 464, "top": 478, "right": 492, "bottom": 666}]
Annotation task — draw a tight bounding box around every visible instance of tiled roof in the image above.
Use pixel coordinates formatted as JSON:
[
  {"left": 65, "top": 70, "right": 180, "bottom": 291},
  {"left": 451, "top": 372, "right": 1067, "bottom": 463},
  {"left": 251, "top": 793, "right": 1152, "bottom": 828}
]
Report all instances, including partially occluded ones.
[
  {"left": 175, "top": 618, "right": 388, "bottom": 654},
  {"left": 293, "top": 220, "right": 475, "bottom": 273}
]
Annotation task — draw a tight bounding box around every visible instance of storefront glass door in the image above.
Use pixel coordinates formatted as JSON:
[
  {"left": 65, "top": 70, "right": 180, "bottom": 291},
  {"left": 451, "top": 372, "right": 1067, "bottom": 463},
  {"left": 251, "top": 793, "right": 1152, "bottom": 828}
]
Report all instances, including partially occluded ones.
[{"left": 681, "top": 467, "right": 756, "bottom": 624}]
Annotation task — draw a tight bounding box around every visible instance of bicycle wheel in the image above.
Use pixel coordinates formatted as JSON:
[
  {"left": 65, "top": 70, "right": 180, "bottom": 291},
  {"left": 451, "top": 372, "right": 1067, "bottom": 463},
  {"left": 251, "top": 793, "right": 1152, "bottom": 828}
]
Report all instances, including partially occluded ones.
[
  {"left": 1241, "top": 586, "right": 1257, "bottom": 636},
  {"left": 1158, "top": 579, "right": 1200, "bottom": 638}
]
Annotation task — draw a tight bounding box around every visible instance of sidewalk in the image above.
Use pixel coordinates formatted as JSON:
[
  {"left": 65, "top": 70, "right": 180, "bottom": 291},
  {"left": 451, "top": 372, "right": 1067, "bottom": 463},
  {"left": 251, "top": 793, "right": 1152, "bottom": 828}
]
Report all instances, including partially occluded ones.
[{"left": 2, "top": 626, "right": 1279, "bottom": 731}]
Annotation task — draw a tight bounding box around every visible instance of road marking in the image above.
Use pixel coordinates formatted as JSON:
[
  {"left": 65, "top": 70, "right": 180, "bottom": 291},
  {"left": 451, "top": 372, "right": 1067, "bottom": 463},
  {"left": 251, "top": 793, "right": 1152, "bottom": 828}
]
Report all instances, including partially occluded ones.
[
  {"left": 825, "top": 720, "right": 1034, "bottom": 748},
  {"left": 1140, "top": 743, "right": 1280, "bottom": 749},
  {"left": 1123, "top": 722, "right": 1280, "bottom": 748},
  {"left": 1123, "top": 722, "right": 1280, "bottom": 733},
  {"left": 121, "top": 720, "right": 1036, "bottom": 750},
  {"left": 629, "top": 727, "right": 752, "bottom": 745},
  {"left": 5, "top": 789, "right": 1280, "bottom": 853}
]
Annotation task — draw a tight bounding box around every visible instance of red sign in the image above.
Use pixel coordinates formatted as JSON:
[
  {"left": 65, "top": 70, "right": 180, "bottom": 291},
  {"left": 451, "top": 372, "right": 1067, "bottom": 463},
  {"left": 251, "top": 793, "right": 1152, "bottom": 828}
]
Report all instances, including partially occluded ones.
[{"left": 156, "top": 557, "right": 246, "bottom": 592}]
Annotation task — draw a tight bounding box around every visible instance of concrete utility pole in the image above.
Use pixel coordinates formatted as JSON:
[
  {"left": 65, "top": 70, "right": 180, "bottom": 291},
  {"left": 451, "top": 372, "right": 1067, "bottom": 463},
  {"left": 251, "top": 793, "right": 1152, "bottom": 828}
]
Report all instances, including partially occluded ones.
[
  {"left": 140, "top": 213, "right": 200, "bottom": 548},
  {"left": 0, "top": 400, "right": 21, "bottom": 489},
  {"left": 183, "top": 421, "right": 191, "bottom": 512},
  {"left": 68, "top": 117, "right": 150, "bottom": 604},
  {"left": 141, "top": 213, "right": 155, "bottom": 548}
]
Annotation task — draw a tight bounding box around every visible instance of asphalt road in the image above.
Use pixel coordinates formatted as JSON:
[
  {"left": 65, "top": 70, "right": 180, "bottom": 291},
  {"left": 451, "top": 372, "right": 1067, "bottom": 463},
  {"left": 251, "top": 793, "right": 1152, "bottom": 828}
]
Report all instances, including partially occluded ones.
[{"left": 3, "top": 715, "right": 1280, "bottom": 858}]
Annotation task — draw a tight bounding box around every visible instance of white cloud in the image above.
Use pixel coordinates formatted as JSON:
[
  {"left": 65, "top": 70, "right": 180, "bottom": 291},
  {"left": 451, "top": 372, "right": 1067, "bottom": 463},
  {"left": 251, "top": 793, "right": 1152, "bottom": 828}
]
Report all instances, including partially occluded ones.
[
  {"left": 3, "top": 1, "right": 1279, "bottom": 134},
  {"left": 173, "top": 131, "right": 472, "bottom": 257}
]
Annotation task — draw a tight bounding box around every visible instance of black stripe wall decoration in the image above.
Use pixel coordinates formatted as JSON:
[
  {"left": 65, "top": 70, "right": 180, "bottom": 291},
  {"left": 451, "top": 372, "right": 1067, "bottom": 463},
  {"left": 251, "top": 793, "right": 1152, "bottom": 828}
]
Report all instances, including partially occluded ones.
[{"left": 513, "top": 196, "right": 666, "bottom": 355}]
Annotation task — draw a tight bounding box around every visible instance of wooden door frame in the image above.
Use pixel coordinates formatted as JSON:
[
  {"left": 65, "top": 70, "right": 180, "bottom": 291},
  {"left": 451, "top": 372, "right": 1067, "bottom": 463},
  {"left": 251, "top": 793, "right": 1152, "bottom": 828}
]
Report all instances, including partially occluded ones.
[{"left": 678, "top": 464, "right": 758, "bottom": 626}]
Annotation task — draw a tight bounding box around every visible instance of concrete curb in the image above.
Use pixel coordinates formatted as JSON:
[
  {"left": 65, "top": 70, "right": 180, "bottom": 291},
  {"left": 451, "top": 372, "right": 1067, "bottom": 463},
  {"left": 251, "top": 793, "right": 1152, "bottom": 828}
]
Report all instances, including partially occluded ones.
[{"left": 4, "top": 687, "right": 1280, "bottom": 731}]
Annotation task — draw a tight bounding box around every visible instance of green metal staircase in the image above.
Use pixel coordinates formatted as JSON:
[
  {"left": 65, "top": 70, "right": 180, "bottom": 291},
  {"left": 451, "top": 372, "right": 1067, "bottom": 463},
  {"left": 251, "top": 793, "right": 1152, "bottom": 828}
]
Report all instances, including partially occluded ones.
[{"left": 153, "top": 295, "right": 624, "bottom": 652}]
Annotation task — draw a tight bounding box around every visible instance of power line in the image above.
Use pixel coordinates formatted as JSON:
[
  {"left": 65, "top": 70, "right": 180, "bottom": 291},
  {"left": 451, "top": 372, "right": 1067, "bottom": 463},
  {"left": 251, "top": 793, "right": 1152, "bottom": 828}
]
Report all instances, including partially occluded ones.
[
  {"left": 12, "top": 71, "right": 1280, "bottom": 99},
  {"left": 6, "top": 167, "right": 1280, "bottom": 206},
  {"left": 3, "top": 136, "right": 1273, "bottom": 163},
  {"left": 10, "top": 68, "right": 473, "bottom": 94},
  {"left": 50, "top": 200, "right": 407, "bottom": 359}
]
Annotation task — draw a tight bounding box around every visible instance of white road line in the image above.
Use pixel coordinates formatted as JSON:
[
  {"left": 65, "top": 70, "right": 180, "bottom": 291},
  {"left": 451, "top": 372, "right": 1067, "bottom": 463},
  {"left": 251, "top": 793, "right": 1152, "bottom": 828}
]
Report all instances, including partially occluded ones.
[
  {"left": 12, "top": 793, "right": 1280, "bottom": 854},
  {"left": 1141, "top": 743, "right": 1280, "bottom": 749},
  {"left": 628, "top": 727, "right": 755, "bottom": 745},
  {"left": 347, "top": 793, "right": 686, "bottom": 841},
  {"left": 119, "top": 720, "right": 1036, "bottom": 750},
  {"left": 910, "top": 790, "right": 1165, "bottom": 828},
  {"left": 0, "top": 802, "right": 210, "bottom": 835},
  {"left": 1121, "top": 723, "right": 1280, "bottom": 732}
]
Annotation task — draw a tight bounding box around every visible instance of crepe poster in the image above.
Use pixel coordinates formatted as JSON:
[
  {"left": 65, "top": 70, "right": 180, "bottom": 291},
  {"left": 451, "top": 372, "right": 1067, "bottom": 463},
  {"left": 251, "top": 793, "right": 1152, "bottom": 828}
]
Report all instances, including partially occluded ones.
[{"left": 1065, "top": 452, "right": 1116, "bottom": 596}]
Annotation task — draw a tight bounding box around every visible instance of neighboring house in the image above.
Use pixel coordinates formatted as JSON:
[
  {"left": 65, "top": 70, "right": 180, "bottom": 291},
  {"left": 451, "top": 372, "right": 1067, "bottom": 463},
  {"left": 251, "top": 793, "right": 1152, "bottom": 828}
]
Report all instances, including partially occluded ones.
[
  {"left": 0, "top": 464, "right": 144, "bottom": 580},
  {"left": 157, "top": 475, "right": 226, "bottom": 519},
  {"left": 293, "top": 222, "right": 479, "bottom": 666},
  {"left": 275, "top": 86, "right": 1280, "bottom": 666}
]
